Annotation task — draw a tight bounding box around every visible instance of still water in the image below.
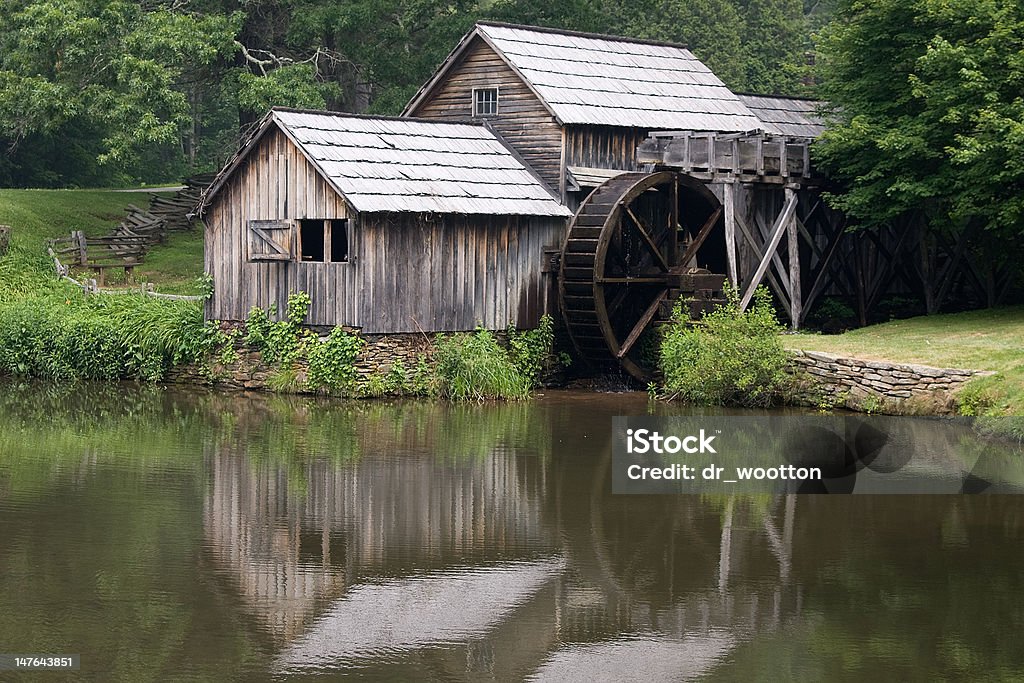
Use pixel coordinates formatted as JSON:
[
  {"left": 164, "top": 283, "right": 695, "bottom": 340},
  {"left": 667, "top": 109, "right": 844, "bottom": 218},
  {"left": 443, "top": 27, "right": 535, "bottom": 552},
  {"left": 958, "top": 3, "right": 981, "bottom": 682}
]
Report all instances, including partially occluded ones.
[{"left": 0, "top": 382, "right": 1022, "bottom": 681}]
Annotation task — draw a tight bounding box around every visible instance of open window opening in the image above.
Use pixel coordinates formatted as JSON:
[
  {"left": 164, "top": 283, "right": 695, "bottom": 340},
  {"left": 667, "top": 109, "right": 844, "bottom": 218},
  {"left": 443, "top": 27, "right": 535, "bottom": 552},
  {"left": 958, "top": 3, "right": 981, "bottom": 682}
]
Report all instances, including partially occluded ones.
[
  {"left": 299, "top": 219, "right": 349, "bottom": 263},
  {"left": 329, "top": 219, "right": 349, "bottom": 263},
  {"left": 299, "top": 219, "right": 324, "bottom": 262},
  {"left": 473, "top": 87, "right": 498, "bottom": 117}
]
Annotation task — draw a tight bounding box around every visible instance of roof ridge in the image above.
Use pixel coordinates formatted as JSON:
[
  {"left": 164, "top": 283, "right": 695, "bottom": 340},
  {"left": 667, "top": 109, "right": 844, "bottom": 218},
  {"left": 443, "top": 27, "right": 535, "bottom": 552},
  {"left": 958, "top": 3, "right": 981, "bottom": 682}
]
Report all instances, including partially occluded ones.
[
  {"left": 475, "top": 21, "right": 691, "bottom": 51},
  {"left": 735, "top": 92, "right": 824, "bottom": 103},
  {"left": 270, "top": 107, "right": 490, "bottom": 128}
]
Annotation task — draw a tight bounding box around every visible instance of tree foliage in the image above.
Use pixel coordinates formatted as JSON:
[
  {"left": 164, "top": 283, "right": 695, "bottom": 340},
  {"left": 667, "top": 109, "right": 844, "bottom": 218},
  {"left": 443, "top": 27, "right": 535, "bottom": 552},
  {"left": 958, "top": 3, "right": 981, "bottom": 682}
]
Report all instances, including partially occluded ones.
[
  {"left": 815, "top": 0, "right": 1024, "bottom": 237},
  {"left": 0, "top": 0, "right": 240, "bottom": 174},
  {"left": 0, "top": 0, "right": 826, "bottom": 187}
]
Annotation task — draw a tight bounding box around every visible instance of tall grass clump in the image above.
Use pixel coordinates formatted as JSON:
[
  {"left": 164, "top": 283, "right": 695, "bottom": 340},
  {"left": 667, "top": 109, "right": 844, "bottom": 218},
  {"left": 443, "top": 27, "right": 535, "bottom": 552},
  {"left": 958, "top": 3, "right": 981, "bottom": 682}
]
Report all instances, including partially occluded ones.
[
  {"left": 433, "top": 328, "right": 532, "bottom": 400},
  {"left": 0, "top": 248, "right": 214, "bottom": 381},
  {"left": 659, "top": 286, "right": 792, "bottom": 407}
]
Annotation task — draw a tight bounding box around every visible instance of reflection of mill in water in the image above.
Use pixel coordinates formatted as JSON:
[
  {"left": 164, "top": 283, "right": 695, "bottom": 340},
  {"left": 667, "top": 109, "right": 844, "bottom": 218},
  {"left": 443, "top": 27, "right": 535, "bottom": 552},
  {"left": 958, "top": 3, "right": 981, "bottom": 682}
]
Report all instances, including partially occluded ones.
[{"left": 202, "top": 426, "right": 803, "bottom": 679}]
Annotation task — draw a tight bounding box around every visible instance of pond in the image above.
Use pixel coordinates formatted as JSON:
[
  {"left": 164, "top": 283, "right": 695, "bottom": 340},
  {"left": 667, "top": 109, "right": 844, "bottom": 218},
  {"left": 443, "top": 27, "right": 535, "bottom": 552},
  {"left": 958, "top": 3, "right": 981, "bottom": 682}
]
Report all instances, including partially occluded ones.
[{"left": 0, "top": 382, "right": 1022, "bottom": 681}]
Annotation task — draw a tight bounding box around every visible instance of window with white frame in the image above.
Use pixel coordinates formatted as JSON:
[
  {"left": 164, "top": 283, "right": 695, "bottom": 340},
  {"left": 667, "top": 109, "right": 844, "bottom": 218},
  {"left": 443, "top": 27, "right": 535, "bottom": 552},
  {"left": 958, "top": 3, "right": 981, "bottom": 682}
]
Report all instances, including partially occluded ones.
[{"left": 472, "top": 87, "right": 498, "bottom": 117}]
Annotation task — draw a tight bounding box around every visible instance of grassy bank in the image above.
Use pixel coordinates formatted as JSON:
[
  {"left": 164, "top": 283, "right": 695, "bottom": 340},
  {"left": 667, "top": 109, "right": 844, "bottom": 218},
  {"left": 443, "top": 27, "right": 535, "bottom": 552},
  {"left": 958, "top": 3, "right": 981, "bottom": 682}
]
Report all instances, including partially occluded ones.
[
  {"left": 0, "top": 189, "right": 213, "bottom": 381},
  {"left": 786, "top": 307, "right": 1024, "bottom": 415},
  {"left": 0, "top": 188, "right": 204, "bottom": 293}
]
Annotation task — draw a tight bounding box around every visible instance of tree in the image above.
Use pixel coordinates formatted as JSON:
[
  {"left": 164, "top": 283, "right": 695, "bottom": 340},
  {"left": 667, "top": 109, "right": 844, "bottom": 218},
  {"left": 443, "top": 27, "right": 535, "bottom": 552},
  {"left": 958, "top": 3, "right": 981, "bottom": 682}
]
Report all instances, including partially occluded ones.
[
  {"left": 815, "top": 0, "right": 1024, "bottom": 238},
  {"left": 739, "top": 0, "right": 808, "bottom": 94},
  {"left": 0, "top": 0, "right": 240, "bottom": 175}
]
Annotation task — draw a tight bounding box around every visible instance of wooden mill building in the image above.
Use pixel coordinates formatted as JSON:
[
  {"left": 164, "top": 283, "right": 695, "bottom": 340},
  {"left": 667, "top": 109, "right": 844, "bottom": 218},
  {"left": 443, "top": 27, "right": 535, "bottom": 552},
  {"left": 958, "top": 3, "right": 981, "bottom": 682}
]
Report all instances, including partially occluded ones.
[
  {"left": 405, "top": 22, "right": 763, "bottom": 203},
  {"left": 201, "top": 21, "right": 837, "bottom": 378},
  {"left": 200, "top": 109, "right": 569, "bottom": 333}
]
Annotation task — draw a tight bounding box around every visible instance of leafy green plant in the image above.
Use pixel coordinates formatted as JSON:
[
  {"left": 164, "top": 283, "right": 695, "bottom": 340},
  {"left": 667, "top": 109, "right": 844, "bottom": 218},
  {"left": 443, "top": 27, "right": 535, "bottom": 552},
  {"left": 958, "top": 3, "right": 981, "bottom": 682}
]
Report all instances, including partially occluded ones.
[
  {"left": 658, "top": 285, "right": 792, "bottom": 407},
  {"left": 957, "top": 383, "right": 996, "bottom": 417},
  {"left": 507, "top": 314, "right": 557, "bottom": 388},
  {"left": 306, "top": 327, "right": 363, "bottom": 393},
  {"left": 434, "top": 328, "right": 531, "bottom": 401},
  {"left": 243, "top": 292, "right": 363, "bottom": 395},
  {"left": 244, "top": 292, "right": 310, "bottom": 366},
  {"left": 861, "top": 394, "right": 884, "bottom": 415}
]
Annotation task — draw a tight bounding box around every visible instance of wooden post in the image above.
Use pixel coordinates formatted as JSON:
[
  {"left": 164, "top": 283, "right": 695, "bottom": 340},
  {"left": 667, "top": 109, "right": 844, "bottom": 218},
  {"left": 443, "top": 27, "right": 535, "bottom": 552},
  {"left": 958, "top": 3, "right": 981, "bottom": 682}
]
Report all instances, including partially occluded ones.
[
  {"left": 786, "top": 188, "right": 802, "bottom": 329},
  {"left": 722, "top": 182, "right": 738, "bottom": 286},
  {"left": 740, "top": 190, "right": 798, "bottom": 311},
  {"left": 75, "top": 231, "right": 87, "bottom": 266}
]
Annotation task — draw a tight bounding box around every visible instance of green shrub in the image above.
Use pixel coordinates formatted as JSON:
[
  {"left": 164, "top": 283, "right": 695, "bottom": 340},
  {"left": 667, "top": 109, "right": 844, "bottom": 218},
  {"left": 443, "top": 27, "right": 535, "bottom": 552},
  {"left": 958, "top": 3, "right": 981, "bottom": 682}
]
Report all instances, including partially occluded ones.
[
  {"left": 659, "top": 286, "right": 792, "bottom": 407},
  {"left": 245, "top": 292, "right": 311, "bottom": 366},
  {"left": 507, "top": 314, "right": 556, "bottom": 387},
  {"left": 306, "top": 327, "right": 363, "bottom": 393},
  {"left": 244, "top": 292, "right": 363, "bottom": 396},
  {"left": 434, "top": 328, "right": 531, "bottom": 400}
]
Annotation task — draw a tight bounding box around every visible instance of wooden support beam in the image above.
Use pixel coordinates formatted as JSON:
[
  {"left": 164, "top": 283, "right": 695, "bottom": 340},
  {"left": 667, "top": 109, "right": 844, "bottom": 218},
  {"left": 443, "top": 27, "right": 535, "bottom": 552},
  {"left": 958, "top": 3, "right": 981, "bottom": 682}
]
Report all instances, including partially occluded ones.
[
  {"left": 920, "top": 227, "right": 937, "bottom": 314},
  {"left": 787, "top": 190, "right": 802, "bottom": 329},
  {"left": 735, "top": 209, "right": 791, "bottom": 312},
  {"left": 752, "top": 197, "right": 793, "bottom": 297},
  {"left": 624, "top": 206, "right": 670, "bottom": 272},
  {"left": 669, "top": 174, "right": 679, "bottom": 267},
  {"left": 854, "top": 238, "right": 868, "bottom": 326},
  {"left": 722, "top": 183, "right": 738, "bottom": 285},
  {"left": 799, "top": 217, "right": 848, "bottom": 324},
  {"left": 679, "top": 206, "right": 723, "bottom": 269},
  {"left": 865, "top": 224, "right": 913, "bottom": 313},
  {"left": 740, "top": 190, "right": 798, "bottom": 311}
]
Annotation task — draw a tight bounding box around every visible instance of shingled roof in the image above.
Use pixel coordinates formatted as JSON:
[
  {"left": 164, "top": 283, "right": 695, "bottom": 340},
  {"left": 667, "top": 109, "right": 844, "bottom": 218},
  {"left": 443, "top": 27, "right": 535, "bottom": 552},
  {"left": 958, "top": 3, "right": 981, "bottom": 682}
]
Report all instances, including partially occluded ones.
[
  {"left": 406, "top": 22, "right": 763, "bottom": 133},
  {"left": 738, "top": 94, "right": 825, "bottom": 138},
  {"left": 202, "top": 109, "right": 570, "bottom": 217}
]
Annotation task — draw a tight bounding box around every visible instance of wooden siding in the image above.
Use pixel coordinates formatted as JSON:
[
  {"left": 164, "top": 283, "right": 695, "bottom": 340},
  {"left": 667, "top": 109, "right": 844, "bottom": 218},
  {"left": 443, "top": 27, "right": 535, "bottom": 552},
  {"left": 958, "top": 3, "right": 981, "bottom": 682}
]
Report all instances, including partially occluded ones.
[
  {"left": 205, "top": 127, "right": 564, "bottom": 332},
  {"left": 349, "top": 213, "right": 562, "bottom": 333},
  {"left": 205, "top": 127, "right": 352, "bottom": 324},
  {"left": 410, "top": 36, "right": 563, "bottom": 191},
  {"left": 564, "top": 125, "right": 651, "bottom": 173}
]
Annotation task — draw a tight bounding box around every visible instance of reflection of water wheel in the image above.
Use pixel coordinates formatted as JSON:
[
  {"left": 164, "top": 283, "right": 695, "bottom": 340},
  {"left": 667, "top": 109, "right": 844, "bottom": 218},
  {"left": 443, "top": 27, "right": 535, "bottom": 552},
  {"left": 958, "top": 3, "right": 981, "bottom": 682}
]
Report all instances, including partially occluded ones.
[{"left": 558, "top": 171, "right": 725, "bottom": 382}]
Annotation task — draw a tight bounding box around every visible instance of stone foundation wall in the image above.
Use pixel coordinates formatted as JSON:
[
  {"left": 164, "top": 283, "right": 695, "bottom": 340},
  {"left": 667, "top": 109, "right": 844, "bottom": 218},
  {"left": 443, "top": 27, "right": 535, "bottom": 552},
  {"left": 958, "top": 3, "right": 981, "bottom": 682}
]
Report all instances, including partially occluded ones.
[
  {"left": 788, "top": 349, "right": 991, "bottom": 414},
  {"left": 168, "top": 332, "right": 437, "bottom": 392},
  {"left": 167, "top": 330, "right": 564, "bottom": 393}
]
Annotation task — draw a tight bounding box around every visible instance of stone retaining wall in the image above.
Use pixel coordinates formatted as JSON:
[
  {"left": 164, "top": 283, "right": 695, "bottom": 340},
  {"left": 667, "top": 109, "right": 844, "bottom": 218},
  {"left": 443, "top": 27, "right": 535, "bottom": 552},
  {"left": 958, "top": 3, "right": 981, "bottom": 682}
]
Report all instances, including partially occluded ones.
[
  {"left": 169, "top": 332, "right": 437, "bottom": 392},
  {"left": 168, "top": 330, "right": 564, "bottom": 393},
  {"left": 788, "top": 349, "right": 991, "bottom": 414}
]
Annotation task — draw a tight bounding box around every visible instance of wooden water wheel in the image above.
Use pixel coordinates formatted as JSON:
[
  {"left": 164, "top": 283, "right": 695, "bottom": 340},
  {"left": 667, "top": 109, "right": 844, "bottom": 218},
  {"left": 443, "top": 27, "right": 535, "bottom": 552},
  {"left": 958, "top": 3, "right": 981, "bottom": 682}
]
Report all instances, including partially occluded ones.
[{"left": 558, "top": 171, "right": 725, "bottom": 382}]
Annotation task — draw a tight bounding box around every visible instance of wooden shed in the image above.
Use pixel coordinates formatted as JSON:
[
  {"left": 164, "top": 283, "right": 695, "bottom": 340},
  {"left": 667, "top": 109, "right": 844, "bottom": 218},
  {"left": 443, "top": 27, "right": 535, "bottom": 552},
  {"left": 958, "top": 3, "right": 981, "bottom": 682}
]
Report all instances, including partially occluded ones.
[
  {"left": 199, "top": 109, "right": 570, "bottom": 333},
  {"left": 404, "top": 22, "right": 763, "bottom": 202}
]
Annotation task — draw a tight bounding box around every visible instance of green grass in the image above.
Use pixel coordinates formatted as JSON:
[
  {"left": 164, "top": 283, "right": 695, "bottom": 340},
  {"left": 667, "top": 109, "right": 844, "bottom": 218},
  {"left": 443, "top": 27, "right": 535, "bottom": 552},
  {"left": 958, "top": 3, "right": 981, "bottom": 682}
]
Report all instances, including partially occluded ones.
[
  {"left": 0, "top": 188, "right": 204, "bottom": 293},
  {"left": 786, "top": 307, "right": 1024, "bottom": 415}
]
